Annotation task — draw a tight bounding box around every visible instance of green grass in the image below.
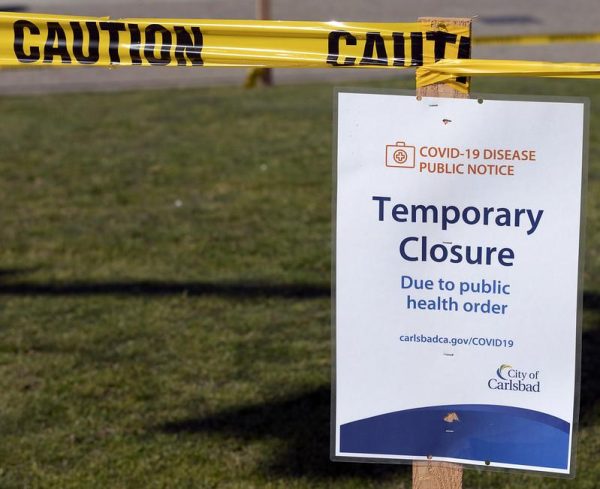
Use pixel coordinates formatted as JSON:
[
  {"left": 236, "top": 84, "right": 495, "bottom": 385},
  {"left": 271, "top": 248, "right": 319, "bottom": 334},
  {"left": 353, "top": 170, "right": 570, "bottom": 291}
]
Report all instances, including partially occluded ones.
[{"left": 0, "top": 75, "right": 599, "bottom": 488}]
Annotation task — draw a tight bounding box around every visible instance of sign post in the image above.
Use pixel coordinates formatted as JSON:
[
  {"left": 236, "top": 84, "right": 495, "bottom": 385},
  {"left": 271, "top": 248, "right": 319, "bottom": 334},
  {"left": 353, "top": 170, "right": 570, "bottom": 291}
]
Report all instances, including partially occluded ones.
[
  {"left": 256, "top": 0, "right": 274, "bottom": 86},
  {"left": 414, "top": 17, "right": 471, "bottom": 489}
]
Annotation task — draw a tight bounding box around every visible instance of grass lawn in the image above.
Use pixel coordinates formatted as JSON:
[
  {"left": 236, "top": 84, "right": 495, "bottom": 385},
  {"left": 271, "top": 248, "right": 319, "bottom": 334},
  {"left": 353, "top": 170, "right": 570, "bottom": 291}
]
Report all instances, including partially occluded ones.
[{"left": 0, "top": 74, "right": 599, "bottom": 488}]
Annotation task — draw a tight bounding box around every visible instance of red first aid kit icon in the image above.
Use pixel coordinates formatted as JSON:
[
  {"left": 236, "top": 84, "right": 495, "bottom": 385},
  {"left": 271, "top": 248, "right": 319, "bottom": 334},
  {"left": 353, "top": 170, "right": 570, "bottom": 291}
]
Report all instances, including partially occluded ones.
[{"left": 386, "top": 141, "right": 416, "bottom": 168}]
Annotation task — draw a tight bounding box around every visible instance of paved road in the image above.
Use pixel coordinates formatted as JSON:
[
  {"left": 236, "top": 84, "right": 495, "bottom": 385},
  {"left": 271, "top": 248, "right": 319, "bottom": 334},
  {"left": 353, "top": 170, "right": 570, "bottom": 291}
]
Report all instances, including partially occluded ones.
[{"left": 0, "top": 0, "right": 598, "bottom": 94}]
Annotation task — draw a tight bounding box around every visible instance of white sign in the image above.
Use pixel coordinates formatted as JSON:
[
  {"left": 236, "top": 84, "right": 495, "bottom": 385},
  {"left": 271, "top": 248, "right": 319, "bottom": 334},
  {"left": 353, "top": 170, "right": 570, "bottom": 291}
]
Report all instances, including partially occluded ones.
[{"left": 333, "top": 91, "right": 587, "bottom": 475}]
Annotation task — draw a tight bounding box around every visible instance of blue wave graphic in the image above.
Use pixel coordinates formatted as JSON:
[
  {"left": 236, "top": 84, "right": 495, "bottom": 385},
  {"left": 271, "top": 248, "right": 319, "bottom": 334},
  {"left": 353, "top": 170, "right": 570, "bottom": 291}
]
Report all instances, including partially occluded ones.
[{"left": 340, "top": 404, "right": 570, "bottom": 469}]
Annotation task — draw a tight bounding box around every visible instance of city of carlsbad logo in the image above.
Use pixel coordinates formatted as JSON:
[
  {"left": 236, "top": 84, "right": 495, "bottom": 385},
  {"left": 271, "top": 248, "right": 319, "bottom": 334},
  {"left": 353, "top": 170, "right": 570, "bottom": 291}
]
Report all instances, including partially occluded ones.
[
  {"left": 496, "top": 363, "right": 512, "bottom": 380},
  {"left": 488, "top": 364, "right": 541, "bottom": 392}
]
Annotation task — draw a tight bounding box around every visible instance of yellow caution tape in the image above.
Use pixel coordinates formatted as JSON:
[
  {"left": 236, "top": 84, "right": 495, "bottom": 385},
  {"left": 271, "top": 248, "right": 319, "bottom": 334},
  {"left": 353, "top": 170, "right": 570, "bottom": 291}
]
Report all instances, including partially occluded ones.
[
  {"left": 476, "top": 32, "right": 600, "bottom": 46},
  {"left": 245, "top": 67, "right": 270, "bottom": 88},
  {"left": 417, "top": 59, "right": 600, "bottom": 89},
  {"left": 0, "top": 12, "right": 469, "bottom": 70},
  {"left": 6, "top": 12, "right": 600, "bottom": 92}
]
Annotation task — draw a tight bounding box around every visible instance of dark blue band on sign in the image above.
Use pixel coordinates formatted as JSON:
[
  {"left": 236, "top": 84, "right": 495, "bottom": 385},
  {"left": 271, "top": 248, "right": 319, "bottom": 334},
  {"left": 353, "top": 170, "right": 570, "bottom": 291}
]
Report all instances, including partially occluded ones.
[{"left": 339, "top": 404, "right": 570, "bottom": 469}]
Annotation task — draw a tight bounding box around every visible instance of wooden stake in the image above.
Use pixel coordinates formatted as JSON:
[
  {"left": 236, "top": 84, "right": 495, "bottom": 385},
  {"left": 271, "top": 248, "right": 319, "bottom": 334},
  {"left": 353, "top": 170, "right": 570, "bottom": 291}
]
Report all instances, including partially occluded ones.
[
  {"left": 412, "top": 16, "right": 472, "bottom": 489},
  {"left": 256, "top": 0, "right": 273, "bottom": 86},
  {"left": 416, "top": 17, "right": 472, "bottom": 99},
  {"left": 413, "top": 460, "right": 463, "bottom": 489}
]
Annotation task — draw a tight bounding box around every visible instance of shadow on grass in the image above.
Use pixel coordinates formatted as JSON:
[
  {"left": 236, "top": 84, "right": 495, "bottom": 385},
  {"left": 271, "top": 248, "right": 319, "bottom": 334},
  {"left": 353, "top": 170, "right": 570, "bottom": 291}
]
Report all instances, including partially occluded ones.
[
  {"left": 581, "top": 327, "right": 600, "bottom": 424},
  {"left": 2, "top": 281, "right": 599, "bottom": 308},
  {"left": 0, "top": 279, "right": 329, "bottom": 299},
  {"left": 159, "top": 386, "right": 406, "bottom": 480},
  {"left": 583, "top": 291, "right": 600, "bottom": 311},
  {"left": 581, "top": 293, "right": 600, "bottom": 422},
  {"left": 156, "top": 296, "right": 600, "bottom": 479},
  {"left": 0, "top": 267, "right": 39, "bottom": 278}
]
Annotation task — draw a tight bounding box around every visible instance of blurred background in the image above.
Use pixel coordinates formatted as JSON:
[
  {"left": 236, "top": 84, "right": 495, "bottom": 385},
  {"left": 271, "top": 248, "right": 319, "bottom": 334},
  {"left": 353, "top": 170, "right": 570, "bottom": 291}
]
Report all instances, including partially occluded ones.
[{"left": 0, "top": 2, "right": 599, "bottom": 488}]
